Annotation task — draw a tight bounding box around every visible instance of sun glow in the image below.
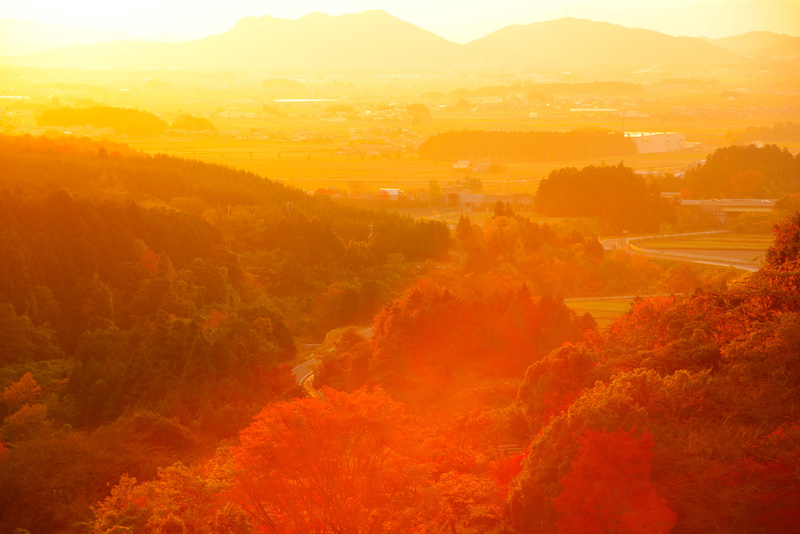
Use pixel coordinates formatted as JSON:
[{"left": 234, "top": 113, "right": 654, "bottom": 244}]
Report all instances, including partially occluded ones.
[{"left": 2, "top": 0, "right": 796, "bottom": 43}]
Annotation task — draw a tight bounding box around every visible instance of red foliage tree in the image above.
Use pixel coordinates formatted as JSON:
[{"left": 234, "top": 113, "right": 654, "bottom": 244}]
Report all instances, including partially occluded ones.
[
  {"left": 552, "top": 428, "right": 676, "bottom": 534},
  {"left": 232, "top": 388, "right": 433, "bottom": 534},
  {"left": 2, "top": 372, "right": 42, "bottom": 412}
]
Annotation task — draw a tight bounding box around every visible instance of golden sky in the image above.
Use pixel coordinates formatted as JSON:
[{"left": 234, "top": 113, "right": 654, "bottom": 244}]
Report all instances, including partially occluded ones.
[{"left": 2, "top": 0, "right": 798, "bottom": 43}]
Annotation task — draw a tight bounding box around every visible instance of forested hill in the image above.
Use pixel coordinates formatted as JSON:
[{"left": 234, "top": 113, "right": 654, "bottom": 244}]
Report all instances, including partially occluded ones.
[
  {"left": 3, "top": 132, "right": 800, "bottom": 533},
  {"left": 0, "top": 133, "right": 451, "bottom": 346},
  {"left": 0, "top": 134, "right": 450, "bottom": 531}
]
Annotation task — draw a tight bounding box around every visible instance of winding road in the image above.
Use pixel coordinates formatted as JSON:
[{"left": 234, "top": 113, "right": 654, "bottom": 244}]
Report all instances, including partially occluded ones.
[
  {"left": 602, "top": 231, "right": 762, "bottom": 272},
  {"left": 291, "top": 327, "right": 373, "bottom": 394}
]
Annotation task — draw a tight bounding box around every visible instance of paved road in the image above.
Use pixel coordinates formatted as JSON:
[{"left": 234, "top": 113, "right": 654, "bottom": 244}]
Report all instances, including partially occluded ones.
[
  {"left": 632, "top": 248, "right": 760, "bottom": 272},
  {"left": 291, "top": 358, "right": 318, "bottom": 386},
  {"left": 602, "top": 231, "right": 760, "bottom": 272},
  {"left": 291, "top": 326, "right": 374, "bottom": 390}
]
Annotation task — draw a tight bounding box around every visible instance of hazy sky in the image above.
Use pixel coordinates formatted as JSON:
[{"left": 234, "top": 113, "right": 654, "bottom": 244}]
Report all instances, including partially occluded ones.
[{"left": 2, "top": 0, "right": 796, "bottom": 42}]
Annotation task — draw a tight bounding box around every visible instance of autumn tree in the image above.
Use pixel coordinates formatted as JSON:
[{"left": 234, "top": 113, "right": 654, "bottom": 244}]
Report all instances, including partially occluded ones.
[
  {"left": 2, "top": 373, "right": 42, "bottom": 413},
  {"left": 534, "top": 163, "right": 673, "bottom": 232},
  {"left": 730, "top": 170, "right": 765, "bottom": 197},
  {"left": 90, "top": 450, "right": 245, "bottom": 534},
  {"left": 232, "top": 388, "right": 432, "bottom": 534},
  {"left": 552, "top": 428, "right": 676, "bottom": 534},
  {"left": 685, "top": 144, "right": 800, "bottom": 199},
  {"left": 315, "top": 327, "right": 372, "bottom": 391},
  {"left": 516, "top": 343, "right": 600, "bottom": 434}
]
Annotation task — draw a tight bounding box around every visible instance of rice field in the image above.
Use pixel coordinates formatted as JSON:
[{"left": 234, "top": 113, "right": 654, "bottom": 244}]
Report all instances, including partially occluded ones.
[
  {"left": 564, "top": 298, "right": 635, "bottom": 329},
  {"left": 641, "top": 234, "right": 774, "bottom": 251}
]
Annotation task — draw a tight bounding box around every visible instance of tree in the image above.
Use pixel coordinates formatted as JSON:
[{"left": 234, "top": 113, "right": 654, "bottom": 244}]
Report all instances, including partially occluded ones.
[
  {"left": 429, "top": 179, "right": 443, "bottom": 206},
  {"left": 433, "top": 472, "right": 503, "bottom": 534},
  {"left": 90, "top": 455, "right": 243, "bottom": 534},
  {"left": 552, "top": 428, "right": 676, "bottom": 534},
  {"left": 2, "top": 373, "right": 42, "bottom": 413},
  {"left": 516, "top": 343, "right": 598, "bottom": 434},
  {"left": 765, "top": 211, "right": 800, "bottom": 269},
  {"left": 170, "top": 114, "right": 216, "bottom": 132},
  {"left": 685, "top": 144, "right": 800, "bottom": 199},
  {"left": 730, "top": 170, "right": 764, "bottom": 197},
  {"left": 406, "top": 103, "right": 431, "bottom": 125},
  {"left": 232, "top": 388, "right": 432, "bottom": 534}
]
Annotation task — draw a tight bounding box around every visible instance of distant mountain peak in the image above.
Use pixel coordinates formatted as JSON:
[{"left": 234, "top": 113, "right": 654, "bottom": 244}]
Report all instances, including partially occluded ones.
[{"left": 11, "top": 10, "right": 744, "bottom": 71}]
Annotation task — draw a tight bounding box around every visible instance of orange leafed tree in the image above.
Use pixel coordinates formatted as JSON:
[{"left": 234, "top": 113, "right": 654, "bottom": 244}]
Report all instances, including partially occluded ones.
[
  {"left": 552, "top": 428, "right": 676, "bottom": 534},
  {"left": 232, "top": 388, "right": 433, "bottom": 534},
  {"left": 2, "top": 372, "right": 42, "bottom": 411}
]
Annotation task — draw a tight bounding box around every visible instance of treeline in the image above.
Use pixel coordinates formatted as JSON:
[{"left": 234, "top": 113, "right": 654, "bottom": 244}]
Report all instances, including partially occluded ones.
[
  {"left": 318, "top": 281, "right": 594, "bottom": 402},
  {"left": 170, "top": 113, "right": 216, "bottom": 132},
  {"left": 88, "top": 387, "right": 514, "bottom": 534},
  {"left": 509, "top": 211, "right": 800, "bottom": 532},
  {"left": 450, "top": 203, "right": 731, "bottom": 298},
  {"left": 0, "top": 134, "right": 449, "bottom": 532},
  {"left": 535, "top": 163, "right": 676, "bottom": 232},
  {"left": 418, "top": 129, "right": 637, "bottom": 162},
  {"left": 79, "top": 212, "right": 800, "bottom": 534},
  {"left": 685, "top": 144, "right": 800, "bottom": 199},
  {"left": 0, "top": 188, "right": 298, "bottom": 532},
  {"left": 2, "top": 132, "right": 787, "bottom": 533},
  {"left": 741, "top": 121, "right": 800, "bottom": 144},
  {"left": 0, "top": 134, "right": 450, "bottom": 341},
  {"left": 37, "top": 106, "right": 168, "bottom": 135}
]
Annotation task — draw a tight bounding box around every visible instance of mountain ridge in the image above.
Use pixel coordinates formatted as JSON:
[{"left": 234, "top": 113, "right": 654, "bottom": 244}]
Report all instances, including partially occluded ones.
[
  {"left": 6, "top": 12, "right": 746, "bottom": 71},
  {"left": 464, "top": 18, "right": 742, "bottom": 69},
  {"left": 708, "top": 31, "right": 800, "bottom": 58}
]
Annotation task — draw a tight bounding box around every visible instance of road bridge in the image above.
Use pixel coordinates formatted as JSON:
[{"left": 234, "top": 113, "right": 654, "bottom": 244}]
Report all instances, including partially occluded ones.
[{"left": 679, "top": 198, "right": 777, "bottom": 216}]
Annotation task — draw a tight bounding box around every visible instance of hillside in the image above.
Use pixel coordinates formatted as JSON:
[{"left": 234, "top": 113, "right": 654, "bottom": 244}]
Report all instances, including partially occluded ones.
[
  {"left": 463, "top": 18, "right": 742, "bottom": 70},
  {"left": 710, "top": 31, "right": 800, "bottom": 58},
  {"left": 13, "top": 10, "right": 462, "bottom": 71},
  {"left": 11, "top": 12, "right": 743, "bottom": 71},
  {"left": 576, "top": 0, "right": 800, "bottom": 39}
]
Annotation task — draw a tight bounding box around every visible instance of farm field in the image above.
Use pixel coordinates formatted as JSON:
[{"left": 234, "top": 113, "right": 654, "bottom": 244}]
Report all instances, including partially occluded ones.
[
  {"left": 564, "top": 297, "right": 635, "bottom": 329},
  {"left": 642, "top": 233, "right": 774, "bottom": 251},
  {"left": 624, "top": 233, "right": 773, "bottom": 265},
  {"left": 122, "top": 133, "right": 715, "bottom": 193},
  {"left": 639, "top": 232, "right": 774, "bottom": 264}
]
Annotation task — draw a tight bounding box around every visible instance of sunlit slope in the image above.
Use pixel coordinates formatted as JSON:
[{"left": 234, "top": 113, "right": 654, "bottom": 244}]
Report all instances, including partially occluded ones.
[
  {"left": 586, "top": 0, "right": 800, "bottom": 39},
  {"left": 11, "top": 13, "right": 743, "bottom": 71},
  {"left": 12, "top": 10, "right": 462, "bottom": 71},
  {"left": 463, "top": 18, "right": 743, "bottom": 70},
  {"left": 709, "top": 31, "right": 800, "bottom": 58}
]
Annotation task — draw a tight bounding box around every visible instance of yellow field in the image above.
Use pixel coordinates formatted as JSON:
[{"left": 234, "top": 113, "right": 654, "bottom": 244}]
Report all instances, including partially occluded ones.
[
  {"left": 5, "top": 65, "right": 799, "bottom": 195},
  {"left": 565, "top": 298, "right": 634, "bottom": 329},
  {"left": 120, "top": 134, "right": 718, "bottom": 194}
]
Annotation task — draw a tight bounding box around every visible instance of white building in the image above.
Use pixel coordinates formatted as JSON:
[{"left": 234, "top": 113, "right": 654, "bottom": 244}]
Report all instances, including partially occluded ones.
[
  {"left": 378, "top": 188, "right": 403, "bottom": 200},
  {"left": 625, "top": 132, "right": 686, "bottom": 154}
]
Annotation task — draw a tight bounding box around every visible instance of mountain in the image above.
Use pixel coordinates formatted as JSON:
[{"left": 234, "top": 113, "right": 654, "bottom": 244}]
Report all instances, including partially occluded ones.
[
  {"left": 572, "top": 0, "right": 800, "bottom": 40},
  {"left": 9, "top": 12, "right": 742, "bottom": 72},
  {"left": 0, "top": 18, "right": 179, "bottom": 56},
  {"left": 12, "top": 11, "right": 462, "bottom": 71},
  {"left": 709, "top": 31, "right": 800, "bottom": 59},
  {"left": 462, "top": 18, "right": 742, "bottom": 70}
]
